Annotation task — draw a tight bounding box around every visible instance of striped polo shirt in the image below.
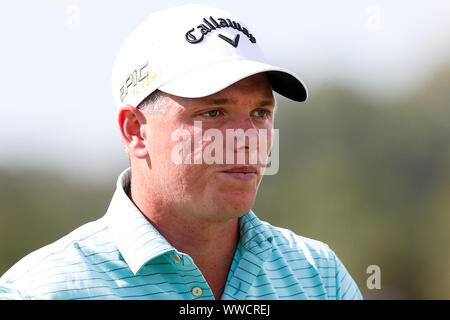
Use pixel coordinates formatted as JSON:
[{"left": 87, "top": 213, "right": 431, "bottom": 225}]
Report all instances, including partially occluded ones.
[{"left": 0, "top": 168, "right": 362, "bottom": 300}]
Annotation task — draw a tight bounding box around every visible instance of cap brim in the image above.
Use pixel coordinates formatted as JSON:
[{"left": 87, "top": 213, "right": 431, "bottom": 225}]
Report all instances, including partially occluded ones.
[{"left": 158, "top": 59, "right": 308, "bottom": 102}]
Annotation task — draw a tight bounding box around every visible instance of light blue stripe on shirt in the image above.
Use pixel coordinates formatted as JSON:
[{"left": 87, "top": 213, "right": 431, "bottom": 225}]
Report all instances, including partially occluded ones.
[{"left": 0, "top": 168, "right": 362, "bottom": 300}]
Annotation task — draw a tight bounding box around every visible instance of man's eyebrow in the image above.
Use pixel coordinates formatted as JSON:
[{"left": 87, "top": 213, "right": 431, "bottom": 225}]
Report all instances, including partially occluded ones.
[
  {"left": 204, "top": 98, "right": 237, "bottom": 105},
  {"left": 258, "top": 99, "right": 275, "bottom": 108},
  {"left": 202, "top": 98, "right": 275, "bottom": 107}
]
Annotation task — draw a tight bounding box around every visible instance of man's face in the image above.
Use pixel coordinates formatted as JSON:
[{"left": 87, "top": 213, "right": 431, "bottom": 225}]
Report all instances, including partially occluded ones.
[{"left": 142, "top": 74, "right": 275, "bottom": 223}]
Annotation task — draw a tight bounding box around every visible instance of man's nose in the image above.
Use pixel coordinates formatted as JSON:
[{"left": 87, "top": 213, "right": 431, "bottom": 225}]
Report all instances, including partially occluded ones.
[
  {"left": 229, "top": 116, "right": 258, "bottom": 149},
  {"left": 223, "top": 116, "right": 264, "bottom": 166},
  {"left": 237, "top": 115, "right": 257, "bottom": 131}
]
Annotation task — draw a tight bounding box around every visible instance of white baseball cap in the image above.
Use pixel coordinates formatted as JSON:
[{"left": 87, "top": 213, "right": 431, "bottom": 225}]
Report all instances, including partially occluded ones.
[{"left": 111, "top": 4, "right": 308, "bottom": 109}]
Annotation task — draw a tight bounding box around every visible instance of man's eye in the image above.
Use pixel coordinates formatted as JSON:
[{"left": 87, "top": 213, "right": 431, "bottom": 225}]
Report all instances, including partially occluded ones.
[
  {"left": 252, "top": 109, "right": 271, "bottom": 118},
  {"left": 202, "top": 110, "right": 221, "bottom": 117}
]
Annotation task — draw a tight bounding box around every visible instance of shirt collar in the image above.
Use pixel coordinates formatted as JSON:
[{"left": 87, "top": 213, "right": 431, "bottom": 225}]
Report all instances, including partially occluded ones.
[
  {"left": 105, "top": 168, "right": 274, "bottom": 275},
  {"left": 239, "top": 210, "right": 274, "bottom": 261},
  {"left": 104, "top": 168, "right": 174, "bottom": 275}
]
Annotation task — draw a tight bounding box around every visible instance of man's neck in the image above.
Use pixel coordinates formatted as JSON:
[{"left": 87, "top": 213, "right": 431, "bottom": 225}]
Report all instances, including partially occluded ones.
[
  {"left": 129, "top": 178, "right": 239, "bottom": 299},
  {"left": 156, "top": 216, "right": 239, "bottom": 300}
]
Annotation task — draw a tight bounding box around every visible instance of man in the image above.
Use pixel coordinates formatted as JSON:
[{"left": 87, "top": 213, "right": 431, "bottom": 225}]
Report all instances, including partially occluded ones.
[{"left": 0, "top": 4, "right": 362, "bottom": 300}]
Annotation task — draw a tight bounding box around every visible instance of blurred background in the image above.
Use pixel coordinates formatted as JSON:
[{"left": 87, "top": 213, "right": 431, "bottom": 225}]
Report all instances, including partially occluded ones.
[{"left": 1, "top": 0, "right": 449, "bottom": 299}]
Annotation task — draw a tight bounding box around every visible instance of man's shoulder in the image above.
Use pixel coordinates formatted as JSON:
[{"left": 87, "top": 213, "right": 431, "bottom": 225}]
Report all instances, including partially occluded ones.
[
  {"left": 0, "top": 216, "right": 115, "bottom": 297},
  {"left": 261, "top": 221, "right": 337, "bottom": 266},
  {"left": 259, "top": 220, "right": 363, "bottom": 300}
]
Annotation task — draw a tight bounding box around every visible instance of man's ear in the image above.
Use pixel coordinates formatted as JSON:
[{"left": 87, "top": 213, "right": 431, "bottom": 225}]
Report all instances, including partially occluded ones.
[{"left": 118, "top": 105, "right": 148, "bottom": 159}]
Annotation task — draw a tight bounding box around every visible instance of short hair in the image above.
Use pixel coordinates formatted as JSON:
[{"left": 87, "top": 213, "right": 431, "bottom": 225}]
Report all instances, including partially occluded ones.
[{"left": 136, "top": 89, "right": 167, "bottom": 114}]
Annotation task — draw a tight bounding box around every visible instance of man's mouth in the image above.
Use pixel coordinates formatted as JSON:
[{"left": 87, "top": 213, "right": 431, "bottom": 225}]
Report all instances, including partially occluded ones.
[{"left": 220, "top": 166, "right": 258, "bottom": 181}]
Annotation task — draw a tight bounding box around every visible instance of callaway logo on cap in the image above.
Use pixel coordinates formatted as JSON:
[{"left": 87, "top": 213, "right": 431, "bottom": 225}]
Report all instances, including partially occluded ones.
[
  {"left": 111, "top": 4, "right": 308, "bottom": 109},
  {"left": 185, "top": 16, "right": 257, "bottom": 46}
]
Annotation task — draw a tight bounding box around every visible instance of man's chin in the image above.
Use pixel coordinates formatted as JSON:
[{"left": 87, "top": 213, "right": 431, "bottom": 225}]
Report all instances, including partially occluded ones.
[
  {"left": 218, "top": 193, "right": 256, "bottom": 217},
  {"left": 204, "top": 206, "right": 252, "bottom": 224}
]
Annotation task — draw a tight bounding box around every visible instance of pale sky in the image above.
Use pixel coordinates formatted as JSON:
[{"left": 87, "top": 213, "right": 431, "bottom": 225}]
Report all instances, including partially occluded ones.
[{"left": 1, "top": 0, "right": 449, "bottom": 180}]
